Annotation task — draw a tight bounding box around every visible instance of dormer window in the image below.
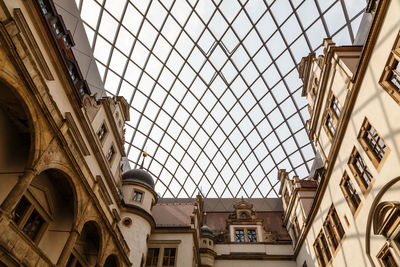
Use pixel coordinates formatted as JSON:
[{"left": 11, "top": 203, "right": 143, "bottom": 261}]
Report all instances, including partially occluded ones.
[
  {"left": 235, "top": 229, "right": 245, "bottom": 243},
  {"left": 240, "top": 212, "right": 248, "bottom": 219},
  {"left": 235, "top": 228, "right": 257, "bottom": 243},
  {"left": 248, "top": 229, "right": 257, "bottom": 242}
]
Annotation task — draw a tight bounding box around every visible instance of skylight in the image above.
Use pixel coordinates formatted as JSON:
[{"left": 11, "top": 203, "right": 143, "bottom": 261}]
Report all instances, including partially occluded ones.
[{"left": 76, "top": 0, "right": 366, "bottom": 198}]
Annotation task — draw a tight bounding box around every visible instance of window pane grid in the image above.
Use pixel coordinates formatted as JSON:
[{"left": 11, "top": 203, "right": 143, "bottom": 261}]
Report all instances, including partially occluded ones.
[
  {"left": 77, "top": 0, "right": 366, "bottom": 198},
  {"left": 353, "top": 152, "right": 373, "bottom": 188}
]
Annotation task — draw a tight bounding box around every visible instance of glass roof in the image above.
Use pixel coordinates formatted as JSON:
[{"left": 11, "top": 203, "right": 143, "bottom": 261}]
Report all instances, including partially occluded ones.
[{"left": 76, "top": 0, "right": 366, "bottom": 198}]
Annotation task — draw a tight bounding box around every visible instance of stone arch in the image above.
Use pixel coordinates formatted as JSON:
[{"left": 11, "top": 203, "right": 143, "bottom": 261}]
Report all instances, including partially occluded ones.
[
  {"left": 31, "top": 169, "right": 77, "bottom": 262},
  {"left": 0, "top": 78, "right": 38, "bottom": 204},
  {"left": 104, "top": 254, "right": 120, "bottom": 267},
  {"left": 365, "top": 176, "right": 400, "bottom": 266},
  {"left": 35, "top": 161, "right": 82, "bottom": 220},
  {"left": 69, "top": 220, "right": 103, "bottom": 266},
  {"left": 0, "top": 72, "right": 41, "bottom": 171}
]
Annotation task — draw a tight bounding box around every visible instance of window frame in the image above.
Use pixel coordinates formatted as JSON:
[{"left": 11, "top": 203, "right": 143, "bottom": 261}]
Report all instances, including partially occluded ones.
[
  {"left": 234, "top": 228, "right": 258, "bottom": 243},
  {"left": 348, "top": 147, "right": 374, "bottom": 194},
  {"left": 12, "top": 195, "right": 48, "bottom": 244},
  {"left": 323, "top": 206, "right": 345, "bottom": 254},
  {"left": 291, "top": 215, "right": 301, "bottom": 245},
  {"left": 379, "top": 30, "right": 400, "bottom": 105},
  {"left": 323, "top": 92, "right": 342, "bottom": 141},
  {"left": 132, "top": 189, "right": 144, "bottom": 203},
  {"left": 358, "top": 118, "right": 390, "bottom": 171},
  {"left": 377, "top": 243, "right": 400, "bottom": 267},
  {"left": 97, "top": 122, "right": 108, "bottom": 144},
  {"left": 146, "top": 245, "right": 178, "bottom": 267},
  {"left": 313, "top": 230, "right": 332, "bottom": 267},
  {"left": 106, "top": 144, "right": 116, "bottom": 164},
  {"left": 340, "top": 172, "right": 361, "bottom": 215}
]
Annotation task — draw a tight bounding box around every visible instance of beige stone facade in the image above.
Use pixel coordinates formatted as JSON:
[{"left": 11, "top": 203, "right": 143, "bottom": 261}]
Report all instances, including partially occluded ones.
[{"left": 0, "top": 0, "right": 399, "bottom": 266}]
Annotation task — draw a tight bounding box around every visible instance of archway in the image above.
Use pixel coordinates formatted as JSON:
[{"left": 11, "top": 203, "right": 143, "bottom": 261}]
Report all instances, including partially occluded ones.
[
  {"left": 104, "top": 254, "right": 119, "bottom": 267},
  {"left": 67, "top": 221, "right": 101, "bottom": 266},
  {"left": 11, "top": 169, "right": 76, "bottom": 263},
  {"left": 0, "top": 80, "right": 32, "bottom": 204}
]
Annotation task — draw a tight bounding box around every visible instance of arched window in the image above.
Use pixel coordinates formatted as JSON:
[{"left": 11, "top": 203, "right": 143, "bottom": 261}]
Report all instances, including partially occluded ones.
[{"left": 373, "top": 202, "right": 400, "bottom": 266}]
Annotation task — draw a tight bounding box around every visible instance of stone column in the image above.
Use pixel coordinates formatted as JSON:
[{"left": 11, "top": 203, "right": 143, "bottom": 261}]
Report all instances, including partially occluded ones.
[
  {"left": 0, "top": 169, "right": 36, "bottom": 215},
  {"left": 57, "top": 228, "right": 80, "bottom": 266}
]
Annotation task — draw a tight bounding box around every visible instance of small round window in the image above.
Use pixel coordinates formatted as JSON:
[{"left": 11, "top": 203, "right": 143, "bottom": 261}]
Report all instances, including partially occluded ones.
[{"left": 122, "top": 217, "right": 132, "bottom": 227}]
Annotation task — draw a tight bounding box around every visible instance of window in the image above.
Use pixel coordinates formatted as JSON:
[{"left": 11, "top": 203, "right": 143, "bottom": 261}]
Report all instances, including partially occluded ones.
[
  {"left": 38, "top": 0, "right": 49, "bottom": 15},
  {"left": 235, "top": 229, "right": 245, "bottom": 243},
  {"left": 330, "top": 94, "right": 342, "bottom": 118},
  {"left": 349, "top": 148, "right": 373, "bottom": 193},
  {"left": 379, "top": 31, "right": 400, "bottom": 104},
  {"left": 358, "top": 119, "right": 388, "bottom": 168},
  {"left": 313, "top": 231, "right": 331, "bottom": 267},
  {"left": 146, "top": 247, "right": 177, "bottom": 267},
  {"left": 284, "top": 189, "right": 290, "bottom": 206},
  {"left": 235, "top": 228, "right": 258, "bottom": 243},
  {"left": 247, "top": 229, "right": 257, "bottom": 242},
  {"left": 323, "top": 206, "right": 345, "bottom": 252},
  {"left": 97, "top": 123, "right": 108, "bottom": 142},
  {"left": 162, "top": 248, "right": 176, "bottom": 266},
  {"left": 132, "top": 190, "right": 143, "bottom": 202},
  {"left": 146, "top": 248, "right": 159, "bottom": 266},
  {"left": 340, "top": 173, "right": 361, "bottom": 214},
  {"left": 377, "top": 244, "right": 399, "bottom": 267},
  {"left": 325, "top": 114, "right": 336, "bottom": 138},
  {"left": 292, "top": 216, "right": 301, "bottom": 244},
  {"left": 12, "top": 196, "right": 46, "bottom": 243},
  {"left": 106, "top": 146, "right": 115, "bottom": 162},
  {"left": 323, "top": 93, "right": 342, "bottom": 140}
]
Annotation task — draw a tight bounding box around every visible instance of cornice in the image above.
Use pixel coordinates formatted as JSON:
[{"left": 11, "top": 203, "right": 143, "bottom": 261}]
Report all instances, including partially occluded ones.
[
  {"left": 122, "top": 180, "right": 158, "bottom": 201},
  {"left": 123, "top": 203, "right": 156, "bottom": 229}
]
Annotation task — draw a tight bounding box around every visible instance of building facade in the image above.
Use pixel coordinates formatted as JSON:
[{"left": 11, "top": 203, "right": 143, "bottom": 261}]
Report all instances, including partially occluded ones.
[{"left": 0, "top": 0, "right": 398, "bottom": 266}]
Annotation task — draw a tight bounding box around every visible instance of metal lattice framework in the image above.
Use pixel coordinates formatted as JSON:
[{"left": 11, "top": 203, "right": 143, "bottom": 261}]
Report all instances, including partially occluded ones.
[{"left": 76, "top": 0, "right": 366, "bottom": 198}]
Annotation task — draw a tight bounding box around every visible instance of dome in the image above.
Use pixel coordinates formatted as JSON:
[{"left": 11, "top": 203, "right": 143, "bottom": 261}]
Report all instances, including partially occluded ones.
[
  {"left": 201, "top": 225, "right": 214, "bottom": 237},
  {"left": 122, "top": 169, "right": 155, "bottom": 189}
]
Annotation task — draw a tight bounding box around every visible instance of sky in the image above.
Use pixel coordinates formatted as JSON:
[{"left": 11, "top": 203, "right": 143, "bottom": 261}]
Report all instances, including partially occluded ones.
[{"left": 76, "top": 0, "right": 366, "bottom": 198}]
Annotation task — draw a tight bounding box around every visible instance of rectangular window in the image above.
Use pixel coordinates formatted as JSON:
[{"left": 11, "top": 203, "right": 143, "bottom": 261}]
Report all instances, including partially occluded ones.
[
  {"left": 349, "top": 149, "right": 373, "bottom": 192},
  {"left": 162, "top": 248, "right": 176, "bottom": 266},
  {"left": 235, "top": 229, "right": 245, "bottom": 243},
  {"left": 13, "top": 196, "right": 31, "bottom": 224},
  {"left": 323, "top": 206, "right": 345, "bottom": 253},
  {"left": 284, "top": 189, "right": 290, "bottom": 206},
  {"left": 390, "top": 61, "right": 400, "bottom": 90},
  {"left": 146, "top": 248, "right": 159, "bottom": 266},
  {"left": 13, "top": 196, "right": 46, "bottom": 243},
  {"left": 340, "top": 173, "right": 361, "bottom": 214},
  {"left": 106, "top": 146, "right": 115, "bottom": 162},
  {"left": 323, "top": 93, "right": 342, "bottom": 140},
  {"left": 325, "top": 114, "right": 336, "bottom": 138},
  {"left": 132, "top": 191, "right": 143, "bottom": 202},
  {"left": 292, "top": 216, "right": 301, "bottom": 244},
  {"left": 359, "top": 119, "right": 388, "bottom": 168},
  {"left": 379, "top": 31, "right": 400, "bottom": 104},
  {"left": 313, "top": 231, "right": 331, "bottom": 267},
  {"left": 377, "top": 244, "right": 399, "bottom": 267},
  {"left": 22, "top": 209, "right": 45, "bottom": 241},
  {"left": 330, "top": 95, "right": 342, "bottom": 118},
  {"left": 247, "top": 229, "right": 257, "bottom": 243},
  {"left": 97, "top": 123, "right": 107, "bottom": 142}
]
